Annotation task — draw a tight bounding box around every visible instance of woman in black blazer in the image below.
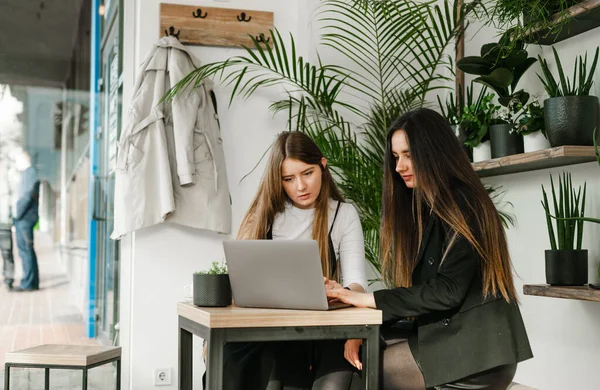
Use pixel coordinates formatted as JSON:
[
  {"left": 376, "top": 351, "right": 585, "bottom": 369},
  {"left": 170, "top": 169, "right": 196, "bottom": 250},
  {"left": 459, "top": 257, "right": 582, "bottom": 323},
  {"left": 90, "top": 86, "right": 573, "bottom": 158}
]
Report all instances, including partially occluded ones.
[{"left": 327, "top": 108, "right": 533, "bottom": 389}]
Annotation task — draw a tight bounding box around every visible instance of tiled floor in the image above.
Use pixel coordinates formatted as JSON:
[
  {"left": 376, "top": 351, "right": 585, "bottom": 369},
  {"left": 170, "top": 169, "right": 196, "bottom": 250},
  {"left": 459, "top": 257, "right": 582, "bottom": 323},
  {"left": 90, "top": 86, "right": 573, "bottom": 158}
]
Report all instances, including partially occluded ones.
[{"left": 0, "top": 230, "right": 116, "bottom": 389}]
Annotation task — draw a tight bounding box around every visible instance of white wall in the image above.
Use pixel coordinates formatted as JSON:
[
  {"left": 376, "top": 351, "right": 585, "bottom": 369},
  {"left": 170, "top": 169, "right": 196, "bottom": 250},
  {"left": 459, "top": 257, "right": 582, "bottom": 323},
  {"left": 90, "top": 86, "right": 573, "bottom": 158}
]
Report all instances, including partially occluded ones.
[
  {"left": 463, "top": 22, "right": 600, "bottom": 390},
  {"left": 120, "top": 1, "right": 319, "bottom": 388}
]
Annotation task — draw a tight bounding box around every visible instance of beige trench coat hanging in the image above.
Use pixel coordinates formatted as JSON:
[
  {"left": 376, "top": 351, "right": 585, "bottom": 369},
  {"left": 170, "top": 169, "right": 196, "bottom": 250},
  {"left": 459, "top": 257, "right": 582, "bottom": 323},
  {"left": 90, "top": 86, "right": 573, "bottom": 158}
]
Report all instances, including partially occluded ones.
[{"left": 111, "top": 37, "right": 231, "bottom": 239}]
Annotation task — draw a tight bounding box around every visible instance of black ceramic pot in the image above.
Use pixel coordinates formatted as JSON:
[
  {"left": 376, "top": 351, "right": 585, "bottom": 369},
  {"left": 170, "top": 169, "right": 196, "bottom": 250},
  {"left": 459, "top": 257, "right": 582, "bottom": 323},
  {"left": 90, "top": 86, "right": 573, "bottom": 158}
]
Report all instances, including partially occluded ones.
[
  {"left": 489, "top": 124, "right": 524, "bottom": 158},
  {"left": 545, "top": 249, "right": 588, "bottom": 286},
  {"left": 193, "top": 274, "right": 232, "bottom": 307},
  {"left": 544, "top": 96, "right": 600, "bottom": 146}
]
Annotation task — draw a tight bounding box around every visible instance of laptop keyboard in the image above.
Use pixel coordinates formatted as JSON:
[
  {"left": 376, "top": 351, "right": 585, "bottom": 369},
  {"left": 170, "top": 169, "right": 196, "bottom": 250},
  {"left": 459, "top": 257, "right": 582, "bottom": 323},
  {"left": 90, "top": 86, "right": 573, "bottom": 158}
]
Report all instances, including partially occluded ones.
[{"left": 327, "top": 301, "right": 352, "bottom": 310}]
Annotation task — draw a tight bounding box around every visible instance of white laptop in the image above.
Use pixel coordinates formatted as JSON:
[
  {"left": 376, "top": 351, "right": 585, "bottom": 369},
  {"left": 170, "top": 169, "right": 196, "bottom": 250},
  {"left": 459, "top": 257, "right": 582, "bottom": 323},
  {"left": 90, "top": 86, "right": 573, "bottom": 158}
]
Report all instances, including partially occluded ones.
[{"left": 223, "top": 240, "right": 351, "bottom": 310}]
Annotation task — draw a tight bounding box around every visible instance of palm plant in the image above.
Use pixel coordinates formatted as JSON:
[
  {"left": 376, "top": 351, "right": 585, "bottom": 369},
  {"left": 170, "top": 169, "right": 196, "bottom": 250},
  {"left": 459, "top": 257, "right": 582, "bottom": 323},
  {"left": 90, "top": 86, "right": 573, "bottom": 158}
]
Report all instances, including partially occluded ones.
[
  {"left": 166, "top": 0, "right": 491, "bottom": 279},
  {"left": 486, "top": 185, "right": 515, "bottom": 228},
  {"left": 438, "top": 90, "right": 462, "bottom": 126}
]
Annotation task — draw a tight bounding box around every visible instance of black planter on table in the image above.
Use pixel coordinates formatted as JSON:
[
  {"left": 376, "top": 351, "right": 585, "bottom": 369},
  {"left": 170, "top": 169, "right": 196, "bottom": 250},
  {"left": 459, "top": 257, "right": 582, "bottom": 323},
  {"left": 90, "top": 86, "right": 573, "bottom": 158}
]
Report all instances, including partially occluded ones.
[{"left": 193, "top": 273, "right": 232, "bottom": 307}]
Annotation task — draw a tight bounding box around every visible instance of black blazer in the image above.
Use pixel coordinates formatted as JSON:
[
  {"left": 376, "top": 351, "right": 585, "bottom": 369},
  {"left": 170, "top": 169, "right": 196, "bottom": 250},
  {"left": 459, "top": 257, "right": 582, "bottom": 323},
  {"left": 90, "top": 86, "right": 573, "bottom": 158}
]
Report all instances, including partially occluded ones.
[{"left": 373, "top": 213, "right": 533, "bottom": 387}]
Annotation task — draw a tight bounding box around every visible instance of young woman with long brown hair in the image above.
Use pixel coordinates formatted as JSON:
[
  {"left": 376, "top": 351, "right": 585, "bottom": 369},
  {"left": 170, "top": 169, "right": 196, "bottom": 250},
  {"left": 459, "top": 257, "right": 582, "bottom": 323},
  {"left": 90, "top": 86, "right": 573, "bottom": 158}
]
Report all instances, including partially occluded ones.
[
  {"left": 327, "top": 108, "right": 533, "bottom": 390},
  {"left": 224, "top": 131, "right": 367, "bottom": 390}
]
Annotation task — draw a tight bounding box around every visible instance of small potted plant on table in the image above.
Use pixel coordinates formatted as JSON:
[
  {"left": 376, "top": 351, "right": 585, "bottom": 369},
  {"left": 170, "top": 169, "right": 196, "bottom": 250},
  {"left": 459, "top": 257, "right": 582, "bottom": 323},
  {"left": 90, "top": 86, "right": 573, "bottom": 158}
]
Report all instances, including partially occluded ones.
[{"left": 193, "top": 261, "right": 232, "bottom": 307}]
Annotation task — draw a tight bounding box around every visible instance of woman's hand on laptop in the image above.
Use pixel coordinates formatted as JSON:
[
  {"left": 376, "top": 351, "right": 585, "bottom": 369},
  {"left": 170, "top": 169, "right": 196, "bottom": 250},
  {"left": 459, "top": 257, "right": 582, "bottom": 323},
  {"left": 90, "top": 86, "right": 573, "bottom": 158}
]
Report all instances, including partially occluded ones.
[
  {"left": 325, "top": 288, "right": 376, "bottom": 308},
  {"left": 324, "top": 277, "right": 343, "bottom": 291}
]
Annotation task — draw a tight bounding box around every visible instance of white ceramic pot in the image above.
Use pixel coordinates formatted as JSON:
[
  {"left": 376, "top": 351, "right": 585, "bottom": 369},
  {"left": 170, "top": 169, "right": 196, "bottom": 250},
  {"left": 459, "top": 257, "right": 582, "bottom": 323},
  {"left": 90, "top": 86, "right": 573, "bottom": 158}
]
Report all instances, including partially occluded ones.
[
  {"left": 473, "top": 141, "right": 491, "bottom": 162},
  {"left": 523, "top": 131, "right": 551, "bottom": 153}
]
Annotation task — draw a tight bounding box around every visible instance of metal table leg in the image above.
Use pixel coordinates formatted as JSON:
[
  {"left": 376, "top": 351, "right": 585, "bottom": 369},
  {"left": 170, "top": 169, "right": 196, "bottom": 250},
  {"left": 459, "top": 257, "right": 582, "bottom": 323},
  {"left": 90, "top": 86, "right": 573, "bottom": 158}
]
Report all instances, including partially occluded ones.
[
  {"left": 4, "top": 364, "right": 10, "bottom": 390},
  {"left": 362, "top": 325, "right": 380, "bottom": 390},
  {"left": 44, "top": 368, "right": 50, "bottom": 390},
  {"left": 116, "top": 359, "right": 121, "bottom": 390},
  {"left": 205, "top": 329, "right": 225, "bottom": 390},
  {"left": 82, "top": 368, "right": 88, "bottom": 390},
  {"left": 179, "top": 321, "right": 193, "bottom": 390}
]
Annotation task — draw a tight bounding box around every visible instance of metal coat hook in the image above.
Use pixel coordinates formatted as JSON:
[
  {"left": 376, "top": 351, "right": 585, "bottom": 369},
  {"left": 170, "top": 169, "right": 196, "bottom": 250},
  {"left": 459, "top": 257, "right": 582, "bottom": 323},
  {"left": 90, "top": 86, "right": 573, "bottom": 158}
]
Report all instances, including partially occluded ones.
[
  {"left": 256, "top": 33, "right": 270, "bottom": 44},
  {"left": 192, "top": 9, "right": 207, "bottom": 18},
  {"left": 237, "top": 12, "right": 251, "bottom": 22},
  {"left": 165, "top": 26, "right": 180, "bottom": 39}
]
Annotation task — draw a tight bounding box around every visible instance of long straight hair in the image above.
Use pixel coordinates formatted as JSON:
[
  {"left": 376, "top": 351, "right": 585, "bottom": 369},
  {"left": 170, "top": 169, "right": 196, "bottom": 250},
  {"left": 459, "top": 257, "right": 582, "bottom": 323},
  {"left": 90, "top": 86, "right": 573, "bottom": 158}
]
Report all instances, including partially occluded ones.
[
  {"left": 238, "top": 132, "right": 345, "bottom": 280},
  {"left": 380, "top": 108, "right": 517, "bottom": 302}
]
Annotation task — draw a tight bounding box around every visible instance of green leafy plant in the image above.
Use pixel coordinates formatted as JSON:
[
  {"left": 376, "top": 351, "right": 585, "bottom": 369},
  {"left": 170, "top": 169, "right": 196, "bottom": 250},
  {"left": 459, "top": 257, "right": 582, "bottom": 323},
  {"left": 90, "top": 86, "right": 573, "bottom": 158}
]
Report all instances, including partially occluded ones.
[
  {"left": 516, "top": 97, "right": 545, "bottom": 136},
  {"left": 478, "top": 0, "right": 580, "bottom": 45},
  {"left": 457, "top": 30, "right": 536, "bottom": 109},
  {"left": 167, "top": 0, "right": 478, "bottom": 277},
  {"left": 540, "top": 172, "right": 587, "bottom": 251},
  {"left": 537, "top": 46, "right": 600, "bottom": 97},
  {"left": 196, "top": 261, "right": 228, "bottom": 275},
  {"left": 461, "top": 91, "right": 500, "bottom": 147}
]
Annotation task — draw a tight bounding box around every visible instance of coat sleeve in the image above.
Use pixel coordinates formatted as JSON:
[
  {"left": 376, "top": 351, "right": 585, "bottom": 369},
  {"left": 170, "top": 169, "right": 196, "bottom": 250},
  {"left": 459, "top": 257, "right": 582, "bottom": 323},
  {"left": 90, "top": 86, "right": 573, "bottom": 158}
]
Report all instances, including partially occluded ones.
[
  {"left": 373, "top": 235, "right": 478, "bottom": 323},
  {"left": 169, "top": 50, "right": 200, "bottom": 186},
  {"left": 15, "top": 169, "right": 40, "bottom": 221}
]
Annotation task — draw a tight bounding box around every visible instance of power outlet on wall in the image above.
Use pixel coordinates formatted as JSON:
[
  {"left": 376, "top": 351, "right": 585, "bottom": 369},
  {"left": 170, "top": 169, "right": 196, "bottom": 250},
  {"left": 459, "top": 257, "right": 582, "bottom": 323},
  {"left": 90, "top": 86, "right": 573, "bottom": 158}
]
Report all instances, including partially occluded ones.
[{"left": 154, "top": 368, "right": 172, "bottom": 386}]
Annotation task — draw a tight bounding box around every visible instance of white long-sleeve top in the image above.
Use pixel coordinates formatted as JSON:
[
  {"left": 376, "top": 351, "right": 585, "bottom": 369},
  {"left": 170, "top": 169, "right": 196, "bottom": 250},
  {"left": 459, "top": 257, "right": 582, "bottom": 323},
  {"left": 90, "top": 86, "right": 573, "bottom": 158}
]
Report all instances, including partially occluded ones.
[{"left": 272, "top": 198, "right": 367, "bottom": 290}]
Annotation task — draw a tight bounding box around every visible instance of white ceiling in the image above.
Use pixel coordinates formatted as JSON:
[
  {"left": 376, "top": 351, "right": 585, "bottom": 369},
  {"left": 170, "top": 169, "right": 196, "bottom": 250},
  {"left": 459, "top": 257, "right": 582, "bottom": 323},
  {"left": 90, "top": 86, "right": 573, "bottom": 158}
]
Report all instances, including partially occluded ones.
[{"left": 0, "top": 0, "right": 86, "bottom": 88}]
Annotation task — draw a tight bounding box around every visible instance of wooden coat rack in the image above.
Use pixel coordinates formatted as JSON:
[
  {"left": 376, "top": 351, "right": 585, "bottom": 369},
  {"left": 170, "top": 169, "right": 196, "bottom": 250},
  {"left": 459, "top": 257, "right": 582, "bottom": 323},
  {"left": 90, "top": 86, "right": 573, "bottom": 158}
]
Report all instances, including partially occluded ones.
[{"left": 160, "top": 3, "right": 274, "bottom": 47}]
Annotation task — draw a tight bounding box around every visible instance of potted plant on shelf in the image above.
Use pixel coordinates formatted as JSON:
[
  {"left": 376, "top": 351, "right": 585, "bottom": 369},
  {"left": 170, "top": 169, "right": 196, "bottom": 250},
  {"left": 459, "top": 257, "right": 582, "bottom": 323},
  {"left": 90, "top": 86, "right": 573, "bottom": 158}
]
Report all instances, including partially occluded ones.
[
  {"left": 537, "top": 46, "right": 600, "bottom": 147},
  {"left": 461, "top": 91, "right": 501, "bottom": 162},
  {"left": 545, "top": 129, "right": 600, "bottom": 281},
  {"left": 485, "top": 0, "right": 582, "bottom": 44},
  {"left": 193, "top": 261, "right": 232, "bottom": 307},
  {"left": 437, "top": 83, "right": 490, "bottom": 161},
  {"left": 540, "top": 172, "right": 588, "bottom": 286},
  {"left": 515, "top": 97, "right": 550, "bottom": 152},
  {"left": 457, "top": 30, "right": 537, "bottom": 158}
]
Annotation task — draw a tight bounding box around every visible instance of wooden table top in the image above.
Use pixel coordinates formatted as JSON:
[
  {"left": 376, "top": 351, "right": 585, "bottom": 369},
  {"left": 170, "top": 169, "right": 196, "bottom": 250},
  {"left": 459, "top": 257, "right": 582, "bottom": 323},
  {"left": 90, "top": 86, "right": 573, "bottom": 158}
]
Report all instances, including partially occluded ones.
[
  {"left": 177, "top": 302, "right": 382, "bottom": 329},
  {"left": 5, "top": 344, "right": 121, "bottom": 367}
]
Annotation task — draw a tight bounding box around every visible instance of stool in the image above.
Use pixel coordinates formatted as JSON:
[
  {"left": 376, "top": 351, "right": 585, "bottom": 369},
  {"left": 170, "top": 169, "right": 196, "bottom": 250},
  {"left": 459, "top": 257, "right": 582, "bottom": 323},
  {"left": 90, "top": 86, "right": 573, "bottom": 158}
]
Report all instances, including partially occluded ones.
[{"left": 4, "top": 344, "right": 121, "bottom": 390}]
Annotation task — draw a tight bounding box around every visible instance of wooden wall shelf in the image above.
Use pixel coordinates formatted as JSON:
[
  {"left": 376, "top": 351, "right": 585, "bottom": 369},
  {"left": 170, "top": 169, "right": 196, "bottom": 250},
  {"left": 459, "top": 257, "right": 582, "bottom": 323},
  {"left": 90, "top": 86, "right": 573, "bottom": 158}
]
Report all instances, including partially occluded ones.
[
  {"left": 526, "top": 0, "right": 600, "bottom": 45},
  {"left": 160, "top": 3, "right": 274, "bottom": 48},
  {"left": 523, "top": 284, "right": 600, "bottom": 302},
  {"left": 473, "top": 146, "right": 597, "bottom": 178}
]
